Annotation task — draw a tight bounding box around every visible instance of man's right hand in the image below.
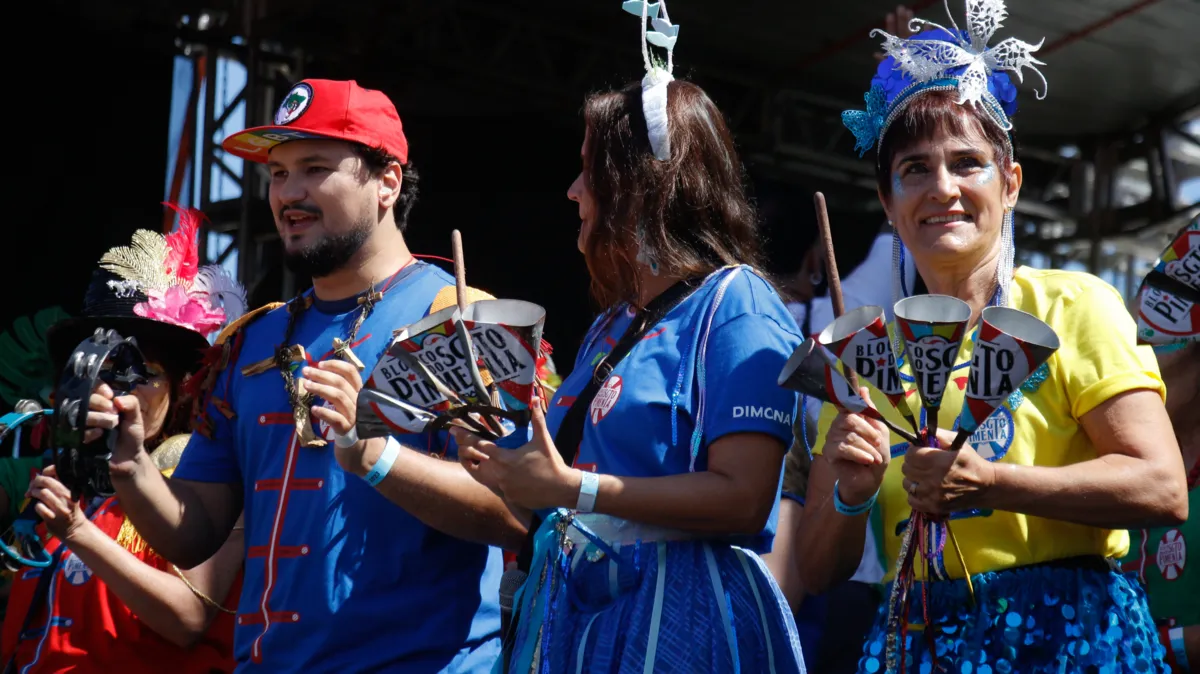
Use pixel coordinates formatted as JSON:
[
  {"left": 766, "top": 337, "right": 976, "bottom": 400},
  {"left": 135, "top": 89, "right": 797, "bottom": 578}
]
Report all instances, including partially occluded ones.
[
  {"left": 823, "top": 387, "right": 891, "bottom": 508},
  {"left": 85, "top": 381, "right": 147, "bottom": 478}
]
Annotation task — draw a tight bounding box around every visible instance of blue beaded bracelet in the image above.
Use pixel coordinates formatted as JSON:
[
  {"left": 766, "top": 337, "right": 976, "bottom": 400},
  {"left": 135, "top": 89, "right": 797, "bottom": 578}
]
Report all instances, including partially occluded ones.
[{"left": 832, "top": 480, "right": 878, "bottom": 516}]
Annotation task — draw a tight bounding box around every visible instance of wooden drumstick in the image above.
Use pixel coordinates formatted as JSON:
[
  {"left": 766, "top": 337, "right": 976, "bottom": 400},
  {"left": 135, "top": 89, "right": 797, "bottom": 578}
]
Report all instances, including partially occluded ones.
[
  {"left": 450, "top": 230, "right": 504, "bottom": 425},
  {"left": 814, "top": 192, "right": 860, "bottom": 391},
  {"left": 451, "top": 229, "right": 468, "bottom": 313}
]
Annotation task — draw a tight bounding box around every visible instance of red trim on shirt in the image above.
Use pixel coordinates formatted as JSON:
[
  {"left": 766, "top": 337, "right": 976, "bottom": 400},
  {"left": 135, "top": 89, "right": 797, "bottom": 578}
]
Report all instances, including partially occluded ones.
[{"left": 249, "top": 433, "right": 312, "bottom": 664}]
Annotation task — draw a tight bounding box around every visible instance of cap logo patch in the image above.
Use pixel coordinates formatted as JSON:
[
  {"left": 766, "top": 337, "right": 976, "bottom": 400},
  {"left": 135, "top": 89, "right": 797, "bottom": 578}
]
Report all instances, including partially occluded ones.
[{"left": 275, "top": 83, "right": 314, "bottom": 125}]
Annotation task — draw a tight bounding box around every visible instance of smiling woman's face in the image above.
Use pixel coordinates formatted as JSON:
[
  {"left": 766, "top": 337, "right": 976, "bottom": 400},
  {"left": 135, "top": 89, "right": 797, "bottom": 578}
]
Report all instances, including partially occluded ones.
[{"left": 882, "top": 119, "right": 1021, "bottom": 266}]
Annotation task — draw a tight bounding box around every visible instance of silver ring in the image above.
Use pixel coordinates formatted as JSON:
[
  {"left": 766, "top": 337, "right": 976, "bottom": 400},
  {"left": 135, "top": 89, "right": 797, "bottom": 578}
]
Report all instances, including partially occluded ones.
[{"left": 908, "top": 481, "right": 918, "bottom": 495}]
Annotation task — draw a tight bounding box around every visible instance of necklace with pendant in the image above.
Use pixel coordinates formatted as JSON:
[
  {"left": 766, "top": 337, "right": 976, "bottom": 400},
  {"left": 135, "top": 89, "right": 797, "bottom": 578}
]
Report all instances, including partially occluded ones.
[{"left": 263, "top": 259, "right": 416, "bottom": 447}]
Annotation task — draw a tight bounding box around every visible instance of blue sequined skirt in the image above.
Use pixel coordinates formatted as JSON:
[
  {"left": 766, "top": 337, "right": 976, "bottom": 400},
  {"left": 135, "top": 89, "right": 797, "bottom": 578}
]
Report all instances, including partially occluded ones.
[
  {"left": 857, "top": 559, "right": 1169, "bottom": 674},
  {"left": 503, "top": 510, "right": 806, "bottom": 674}
]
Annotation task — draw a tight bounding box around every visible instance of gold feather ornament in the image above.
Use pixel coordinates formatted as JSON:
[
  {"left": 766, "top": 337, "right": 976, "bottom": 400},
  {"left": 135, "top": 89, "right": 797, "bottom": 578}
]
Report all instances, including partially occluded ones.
[{"left": 98, "top": 229, "right": 174, "bottom": 291}]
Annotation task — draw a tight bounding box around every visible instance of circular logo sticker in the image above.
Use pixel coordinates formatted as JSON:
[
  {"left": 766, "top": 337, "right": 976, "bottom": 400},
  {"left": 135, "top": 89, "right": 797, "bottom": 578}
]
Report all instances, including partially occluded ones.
[
  {"left": 589, "top": 375, "right": 623, "bottom": 425},
  {"left": 1156, "top": 528, "right": 1186, "bottom": 581},
  {"left": 947, "top": 405, "right": 1014, "bottom": 462},
  {"left": 61, "top": 552, "right": 93, "bottom": 586},
  {"left": 315, "top": 400, "right": 337, "bottom": 442},
  {"left": 275, "top": 83, "right": 314, "bottom": 125},
  {"left": 968, "top": 404, "right": 1014, "bottom": 462}
]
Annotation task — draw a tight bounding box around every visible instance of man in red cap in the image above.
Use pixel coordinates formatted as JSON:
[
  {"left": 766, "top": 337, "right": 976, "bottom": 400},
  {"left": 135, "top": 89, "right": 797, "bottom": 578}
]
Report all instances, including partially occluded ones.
[{"left": 96, "top": 79, "right": 522, "bottom": 673}]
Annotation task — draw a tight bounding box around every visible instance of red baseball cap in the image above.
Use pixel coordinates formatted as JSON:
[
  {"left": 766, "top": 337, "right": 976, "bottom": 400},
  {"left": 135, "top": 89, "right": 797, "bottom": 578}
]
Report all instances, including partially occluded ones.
[{"left": 221, "top": 79, "right": 409, "bottom": 164}]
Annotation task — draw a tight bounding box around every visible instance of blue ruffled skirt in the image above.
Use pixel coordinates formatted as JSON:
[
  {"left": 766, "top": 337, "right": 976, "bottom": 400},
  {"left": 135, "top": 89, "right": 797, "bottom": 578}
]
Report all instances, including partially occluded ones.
[
  {"left": 503, "top": 510, "right": 806, "bottom": 674},
  {"left": 857, "top": 559, "right": 1168, "bottom": 674}
]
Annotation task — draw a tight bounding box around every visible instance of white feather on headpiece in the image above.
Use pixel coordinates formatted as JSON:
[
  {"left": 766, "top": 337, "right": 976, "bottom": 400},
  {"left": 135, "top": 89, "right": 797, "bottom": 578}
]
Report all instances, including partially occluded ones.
[{"left": 193, "top": 264, "right": 249, "bottom": 328}]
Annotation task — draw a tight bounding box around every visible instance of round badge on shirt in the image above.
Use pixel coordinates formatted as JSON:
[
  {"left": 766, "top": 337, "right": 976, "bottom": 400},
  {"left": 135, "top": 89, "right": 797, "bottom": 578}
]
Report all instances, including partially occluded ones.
[
  {"left": 967, "top": 405, "right": 1015, "bottom": 461},
  {"left": 590, "top": 375, "right": 623, "bottom": 425},
  {"left": 61, "top": 552, "right": 94, "bottom": 586},
  {"left": 315, "top": 401, "right": 337, "bottom": 443}
]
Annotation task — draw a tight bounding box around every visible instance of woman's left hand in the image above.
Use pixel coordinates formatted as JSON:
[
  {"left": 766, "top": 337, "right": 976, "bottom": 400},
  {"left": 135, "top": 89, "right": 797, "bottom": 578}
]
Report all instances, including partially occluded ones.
[
  {"left": 26, "top": 465, "right": 91, "bottom": 543},
  {"left": 451, "top": 403, "right": 581, "bottom": 511},
  {"left": 900, "top": 430, "right": 997, "bottom": 515}
]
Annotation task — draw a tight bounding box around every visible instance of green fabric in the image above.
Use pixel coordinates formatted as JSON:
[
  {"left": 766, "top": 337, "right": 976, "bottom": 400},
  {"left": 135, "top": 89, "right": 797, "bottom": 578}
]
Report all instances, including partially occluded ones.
[
  {"left": 0, "top": 306, "right": 69, "bottom": 407},
  {"left": 1120, "top": 483, "right": 1200, "bottom": 628},
  {"left": 0, "top": 457, "right": 42, "bottom": 530}
]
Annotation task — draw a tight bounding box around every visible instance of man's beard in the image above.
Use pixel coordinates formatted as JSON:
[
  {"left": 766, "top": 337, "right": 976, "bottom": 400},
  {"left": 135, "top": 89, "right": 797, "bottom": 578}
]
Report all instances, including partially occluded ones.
[{"left": 284, "top": 220, "right": 372, "bottom": 278}]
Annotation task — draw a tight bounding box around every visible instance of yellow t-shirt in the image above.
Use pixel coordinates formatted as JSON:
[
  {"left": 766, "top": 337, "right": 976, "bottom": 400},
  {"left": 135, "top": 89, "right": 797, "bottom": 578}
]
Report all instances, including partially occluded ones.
[{"left": 814, "top": 267, "right": 1165, "bottom": 581}]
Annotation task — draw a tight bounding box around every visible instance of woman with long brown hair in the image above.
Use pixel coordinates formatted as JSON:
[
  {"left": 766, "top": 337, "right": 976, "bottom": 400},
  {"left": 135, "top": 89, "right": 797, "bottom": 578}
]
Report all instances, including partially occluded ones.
[{"left": 450, "top": 2, "right": 806, "bottom": 672}]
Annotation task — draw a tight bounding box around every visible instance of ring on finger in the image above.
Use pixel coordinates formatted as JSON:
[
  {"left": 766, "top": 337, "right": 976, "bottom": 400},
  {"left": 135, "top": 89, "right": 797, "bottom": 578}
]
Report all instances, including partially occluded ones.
[{"left": 907, "top": 480, "right": 918, "bottom": 495}]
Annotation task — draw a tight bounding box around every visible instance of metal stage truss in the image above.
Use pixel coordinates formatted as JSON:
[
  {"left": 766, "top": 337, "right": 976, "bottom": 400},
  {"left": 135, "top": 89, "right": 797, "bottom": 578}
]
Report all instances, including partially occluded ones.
[
  {"left": 168, "top": 0, "right": 1200, "bottom": 300},
  {"left": 170, "top": 0, "right": 305, "bottom": 307}
]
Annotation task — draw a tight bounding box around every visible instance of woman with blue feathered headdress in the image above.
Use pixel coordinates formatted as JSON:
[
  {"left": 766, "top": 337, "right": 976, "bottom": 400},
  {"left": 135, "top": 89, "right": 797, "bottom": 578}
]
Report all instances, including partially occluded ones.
[{"left": 793, "top": 1, "right": 1189, "bottom": 672}]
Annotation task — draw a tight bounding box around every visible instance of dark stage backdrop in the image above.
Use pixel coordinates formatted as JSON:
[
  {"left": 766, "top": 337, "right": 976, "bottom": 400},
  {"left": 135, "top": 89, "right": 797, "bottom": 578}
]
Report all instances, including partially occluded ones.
[
  {"left": 2, "top": 13, "right": 174, "bottom": 345},
  {"left": 395, "top": 110, "right": 596, "bottom": 371},
  {"left": 2, "top": 14, "right": 877, "bottom": 384}
]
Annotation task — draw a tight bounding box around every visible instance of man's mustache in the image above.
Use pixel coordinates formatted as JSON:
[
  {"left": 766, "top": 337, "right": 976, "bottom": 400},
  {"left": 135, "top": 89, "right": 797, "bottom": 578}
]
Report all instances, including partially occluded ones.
[{"left": 279, "top": 204, "right": 322, "bottom": 220}]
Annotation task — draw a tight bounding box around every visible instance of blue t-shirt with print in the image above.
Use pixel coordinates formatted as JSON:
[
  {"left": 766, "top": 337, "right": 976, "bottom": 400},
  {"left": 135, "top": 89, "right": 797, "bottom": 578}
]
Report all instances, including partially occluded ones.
[
  {"left": 545, "top": 265, "right": 802, "bottom": 552},
  {"left": 174, "top": 261, "right": 502, "bottom": 674}
]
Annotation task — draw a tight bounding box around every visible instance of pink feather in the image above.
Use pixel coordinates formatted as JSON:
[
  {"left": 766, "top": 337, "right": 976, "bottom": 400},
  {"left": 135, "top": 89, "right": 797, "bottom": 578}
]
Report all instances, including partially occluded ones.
[{"left": 162, "top": 201, "right": 203, "bottom": 284}]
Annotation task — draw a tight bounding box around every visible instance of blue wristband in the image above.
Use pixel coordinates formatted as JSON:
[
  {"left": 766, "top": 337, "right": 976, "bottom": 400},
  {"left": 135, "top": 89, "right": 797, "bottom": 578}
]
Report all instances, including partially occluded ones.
[
  {"left": 364, "top": 437, "right": 402, "bottom": 487},
  {"left": 832, "top": 479, "right": 878, "bottom": 516}
]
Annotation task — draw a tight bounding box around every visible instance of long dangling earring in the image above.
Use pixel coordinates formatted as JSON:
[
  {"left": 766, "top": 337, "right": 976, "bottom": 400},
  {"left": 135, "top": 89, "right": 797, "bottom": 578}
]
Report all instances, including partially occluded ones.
[
  {"left": 636, "top": 245, "right": 660, "bottom": 276},
  {"left": 996, "top": 207, "right": 1016, "bottom": 307},
  {"left": 635, "top": 218, "right": 660, "bottom": 276},
  {"left": 890, "top": 223, "right": 907, "bottom": 359}
]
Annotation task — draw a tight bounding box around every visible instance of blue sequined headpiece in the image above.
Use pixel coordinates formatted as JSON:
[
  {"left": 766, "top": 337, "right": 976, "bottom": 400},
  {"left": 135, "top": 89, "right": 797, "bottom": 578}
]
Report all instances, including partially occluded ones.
[{"left": 842, "top": 0, "right": 1048, "bottom": 162}]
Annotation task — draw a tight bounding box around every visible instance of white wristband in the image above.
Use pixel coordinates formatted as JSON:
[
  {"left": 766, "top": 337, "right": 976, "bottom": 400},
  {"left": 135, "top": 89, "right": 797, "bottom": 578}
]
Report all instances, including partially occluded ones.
[
  {"left": 334, "top": 426, "right": 359, "bottom": 449},
  {"left": 575, "top": 471, "right": 599, "bottom": 513},
  {"left": 363, "top": 437, "right": 402, "bottom": 487}
]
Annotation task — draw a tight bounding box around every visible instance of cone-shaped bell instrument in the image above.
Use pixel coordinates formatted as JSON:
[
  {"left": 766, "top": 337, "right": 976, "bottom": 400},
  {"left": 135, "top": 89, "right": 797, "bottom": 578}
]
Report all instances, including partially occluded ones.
[
  {"left": 816, "top": 305, "right": 919, "bottom": 435},
  {"left": 779, "top": 338, "right": 919, "bottom": 444},
  {"left": 951, "top": 305, "right": 1060, "bottom": 450},
  {"left": 893, "top": 295, "right": 971, "bottom": 440}
]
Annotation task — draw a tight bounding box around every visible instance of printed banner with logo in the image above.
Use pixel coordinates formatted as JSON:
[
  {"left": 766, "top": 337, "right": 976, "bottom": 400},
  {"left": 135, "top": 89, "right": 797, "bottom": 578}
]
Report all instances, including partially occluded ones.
[
  {"left": 357, "top": 299, "right": 546, "bottom": 440},
  {"left": 1135, "top": 219, "right": 1199, "bottom": 347}
]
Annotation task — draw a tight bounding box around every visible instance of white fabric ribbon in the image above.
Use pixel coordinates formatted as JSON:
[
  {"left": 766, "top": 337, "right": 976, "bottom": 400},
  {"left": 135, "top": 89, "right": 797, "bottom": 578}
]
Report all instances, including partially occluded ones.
[{"left": 642, "top": 67, "right": 673, "bottom": 161}]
